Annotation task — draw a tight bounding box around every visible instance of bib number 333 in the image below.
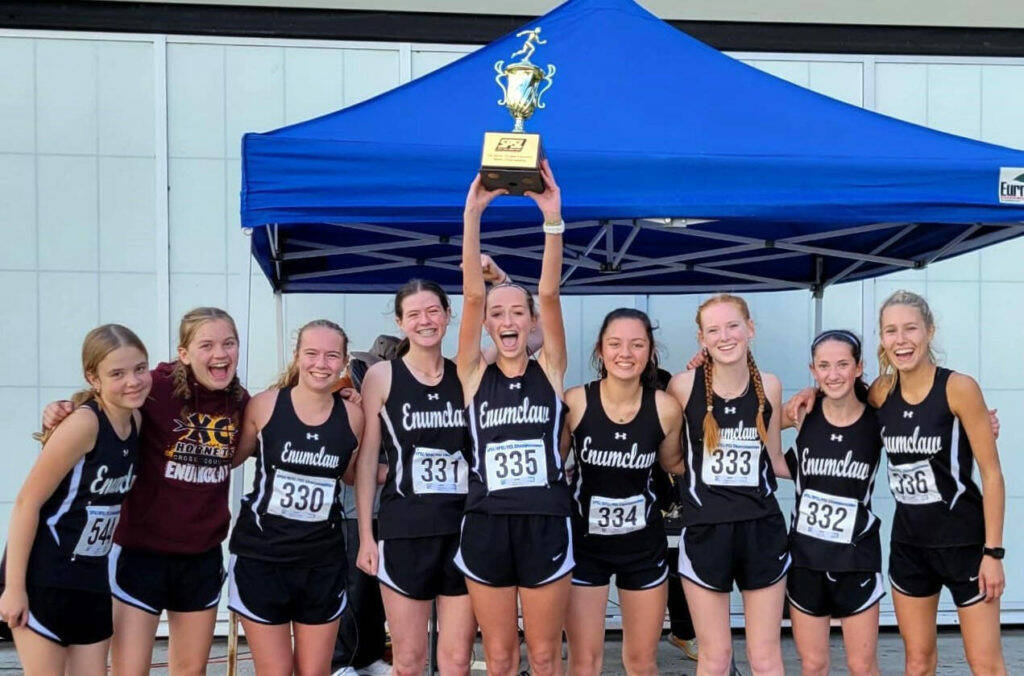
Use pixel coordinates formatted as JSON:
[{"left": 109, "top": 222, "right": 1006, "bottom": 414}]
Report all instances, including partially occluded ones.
[{"left": 702, "top": 438, "right": 760, "bottom": 487}]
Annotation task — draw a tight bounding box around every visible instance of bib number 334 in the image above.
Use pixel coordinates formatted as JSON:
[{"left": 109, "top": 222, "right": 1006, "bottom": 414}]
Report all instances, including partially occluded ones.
[{"left": 485, "top": 439, "right": 548, "bottom": 491}]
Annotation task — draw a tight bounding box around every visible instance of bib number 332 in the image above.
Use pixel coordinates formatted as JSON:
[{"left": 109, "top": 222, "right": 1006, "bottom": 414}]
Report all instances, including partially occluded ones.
[
  {"left": 796, "top": 489, "right": 857, "bottom": 543},
  {"left": 485, "top": 439, "right": 548, "bottom": 491},
  {"left": 268, "top": 469, "right": 335, "bottom": 522}
]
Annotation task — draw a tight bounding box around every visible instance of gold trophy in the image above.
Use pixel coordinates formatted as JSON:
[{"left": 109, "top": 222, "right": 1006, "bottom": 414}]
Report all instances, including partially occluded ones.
[{"left": 480, "top": 28, "right": 556, "bottom": 195}]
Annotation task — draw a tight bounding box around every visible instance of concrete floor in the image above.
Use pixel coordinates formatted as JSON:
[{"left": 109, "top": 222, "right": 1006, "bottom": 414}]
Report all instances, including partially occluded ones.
[{"left": 2, "top": 628, "right": 1021, "bottom": 674}]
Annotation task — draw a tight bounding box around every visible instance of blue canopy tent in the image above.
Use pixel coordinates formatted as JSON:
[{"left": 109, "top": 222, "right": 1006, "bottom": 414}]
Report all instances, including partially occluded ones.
[{"left": 240, "top": 0, "right": 1024, "bottom": 304}]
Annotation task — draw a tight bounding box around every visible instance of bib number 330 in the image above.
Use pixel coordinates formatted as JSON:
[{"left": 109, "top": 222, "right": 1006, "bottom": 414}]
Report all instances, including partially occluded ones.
[
  {"left": 485, "top": 439, "right": 548, "bottom": 491},
  {"left": 268, "top": 470, "right": 335, "bottom": 522}
]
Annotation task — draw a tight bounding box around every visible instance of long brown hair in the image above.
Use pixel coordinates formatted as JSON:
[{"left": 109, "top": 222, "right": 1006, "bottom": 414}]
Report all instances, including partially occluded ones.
[
  {"left": 876, "top": 290, "right": 937, "bottom": 398},
  {"left": 35, "top": 324, "right": 148, "bottom": 444},
  {"left": 695, "top": 294, "right": 768, "bottom": 454},
  {"left": 591, "top": 308, "right": 661, "bottom": 388},
  {"left": 273, "top": 319, "right": 348, "bottom": 389},
  {"left": 171, "top": 307, "right": 245, "bottom": 407}
]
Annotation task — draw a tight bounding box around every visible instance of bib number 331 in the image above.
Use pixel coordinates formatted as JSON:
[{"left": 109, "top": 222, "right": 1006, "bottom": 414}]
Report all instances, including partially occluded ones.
[
  {"left": 485, "top": 439, "right": 548, "bottom": 491},
  {"left": 268, "top": 469, "right": 335, "bottom": 522},
  {"left": 413, "top": 447, "right": 468, "bottom": 495}
]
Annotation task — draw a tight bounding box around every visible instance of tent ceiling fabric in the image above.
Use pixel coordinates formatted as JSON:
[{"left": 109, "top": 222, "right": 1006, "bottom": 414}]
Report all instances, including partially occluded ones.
[{"left": 240, "top": 0, "right": 1024, "bottom": 295}]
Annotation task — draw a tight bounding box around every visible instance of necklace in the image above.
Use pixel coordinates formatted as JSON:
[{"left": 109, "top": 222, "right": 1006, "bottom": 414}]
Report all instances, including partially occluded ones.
[{"left": 405, "top": 358, "right": 443, "bottom": 383}]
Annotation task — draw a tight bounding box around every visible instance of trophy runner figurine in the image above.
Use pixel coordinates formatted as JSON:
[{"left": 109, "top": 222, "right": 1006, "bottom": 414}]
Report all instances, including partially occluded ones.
[{"left": 480, "top": 27, "right": 556, "bottom": 195}]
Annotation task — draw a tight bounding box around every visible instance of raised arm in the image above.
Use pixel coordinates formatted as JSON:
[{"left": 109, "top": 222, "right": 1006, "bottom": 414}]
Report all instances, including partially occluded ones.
[
  {"left": 528, "top": 160, "right": 567, "bottom": 388},
  {"left": 354, "top": 362, "right": 390, "bottom": 576},
  {"left": 457, "top": 176, "right": 506, "bottom": 396},
  {"left": 949, "top": 373, "right": 1005, "bottom": 602}
]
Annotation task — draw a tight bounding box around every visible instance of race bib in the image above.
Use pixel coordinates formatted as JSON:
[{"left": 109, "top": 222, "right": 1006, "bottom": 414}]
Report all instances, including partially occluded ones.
[
  {"left": 485, "top": 439, "right": 547, "bottom": 491},
  {"left": 73, "top": 504, "right": 121, "bottom": 557},
  {"left": 796, "top": 489, "right": 858, "bottom": 544},
  {"left": 267, "top": 470, "right": 336, "bottom": 522},
  {"left": 412, "top": 447, "right": 468, "bottom": 495},
  {"left": 588, "top": 494, "right": 646, "bottom": 535},
  {"left": 701, "top": 438, "right": 760, "bottom": 487},
  {"left": 888, "top": 460, "right": 941, "bottom": 505}
]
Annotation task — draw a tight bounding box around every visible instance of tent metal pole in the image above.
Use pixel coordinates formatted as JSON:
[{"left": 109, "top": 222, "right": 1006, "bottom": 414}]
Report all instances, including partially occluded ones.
[
  {"left": 813, "top": 255, "right": 824, "bottom": 335},
  {"left": 813, "top": 295, "right": 823, "bottom": 335},
  {"left": 275, "top": 291, "right": 285, "bottom": 371}
]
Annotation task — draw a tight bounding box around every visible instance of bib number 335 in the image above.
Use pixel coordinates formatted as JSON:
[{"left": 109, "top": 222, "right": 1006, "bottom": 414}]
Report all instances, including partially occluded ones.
[{"left": 485, "top": 439, "right": 548, "bottom": 491}]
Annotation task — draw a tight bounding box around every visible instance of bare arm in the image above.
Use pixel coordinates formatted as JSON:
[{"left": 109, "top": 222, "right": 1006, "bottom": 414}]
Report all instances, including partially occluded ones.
[
  {"left": 763, "top": 374, "right": 789, "bottom": 480},
  {"left": 341, "top": 398, "right": 364, "bottom": 486},
  {"left": 457, "top": 176, "right": 506, "bottom": 400},
  {"left": 656, "top": 390, "right": 685, "bottom": 476},
  {"left": 354, "top": 362, "right": 390, "bottom": 575},
  {"left": 231, "top": 390, "right": 276, "bottom": 468},
  {"left": 949, "top": 373, "right": 1005, "bottom": 602},
  {"left": 0, "top": 408, "right": 98, "bottom": 628},
  {"left": 529, "top": 161, "right": 567, "bottom": 389}
]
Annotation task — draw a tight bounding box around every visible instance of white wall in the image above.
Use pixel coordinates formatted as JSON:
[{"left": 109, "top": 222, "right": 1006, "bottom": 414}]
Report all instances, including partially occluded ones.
[{"left": 2, "top": 29, "right": 1024, "bottom": 626}]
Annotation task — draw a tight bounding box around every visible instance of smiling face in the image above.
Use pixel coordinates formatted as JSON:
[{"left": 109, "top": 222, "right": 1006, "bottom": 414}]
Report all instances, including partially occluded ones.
[
  {"left": 880, "top": 303, "right": 934, "bottom": 373},
  {"left": 600, "top": 317, "right": 651, "bottom": 382},
  {"left": 810, "top": 339, "right": 863, "bottom": 401},
  {"left": 484, "top": 285, "right": 536, "bottom": 360},
  {"left": 397, "top": 289, "right": 450, "bottom": 350},
  {"left": 295, "top": 326, "right": 346, "bottom": 394},
  {"left": 88, "top": 345, "right": 152, "bottom": 411},
  {"left": 697, "top": 300, "right": 754, "bottom": 366},
  {"left": 177, "top": 318, "right": 239, "bottom": 391}
]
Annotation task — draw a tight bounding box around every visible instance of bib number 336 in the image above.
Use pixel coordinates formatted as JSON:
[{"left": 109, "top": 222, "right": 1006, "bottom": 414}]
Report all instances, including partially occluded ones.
[{"left": 485, "top": 439, "right": 548, "bottom": 491}]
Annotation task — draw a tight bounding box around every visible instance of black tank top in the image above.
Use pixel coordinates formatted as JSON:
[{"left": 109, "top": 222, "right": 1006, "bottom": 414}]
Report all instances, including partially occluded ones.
[
  {"left": 230, "top": 388, "right": 357, "bottom": 563},
  {"left": 681, "top": 366, "right": 779, "bottom": 526},
  {"left": 785, "top": 398, "right": 882, "bottom": 572},
  {"left": 570, "top": 382, "right": 665, "bottom": 550},
  {"left": 28, "top": 400, "right": 139, "bottom": 591},
  {"left": 464, "top": 361, "right": 569, "bottom": 516},
  {"left": 876, "top": 367, "right": 985, "bottom": 547},
  {"left": 378, "top": 358, "right": 468, "bottom": 539}
]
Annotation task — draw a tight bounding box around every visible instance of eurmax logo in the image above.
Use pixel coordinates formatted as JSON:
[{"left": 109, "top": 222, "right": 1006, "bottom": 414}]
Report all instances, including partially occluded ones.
[
  {"left": 496, "top": 137, "right": 527, "bottom": 152},
  {"left": 998, "top": 167, "right": 1024, "bottom": 204}
]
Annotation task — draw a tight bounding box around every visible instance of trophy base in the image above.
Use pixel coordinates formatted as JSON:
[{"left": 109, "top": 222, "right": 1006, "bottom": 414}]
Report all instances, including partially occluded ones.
[
  {"left": 480, "top": 131, "right": 546, "bottom": 196},
  {"left": 479, "top": 167, "right": 544, "bottom": 196}
]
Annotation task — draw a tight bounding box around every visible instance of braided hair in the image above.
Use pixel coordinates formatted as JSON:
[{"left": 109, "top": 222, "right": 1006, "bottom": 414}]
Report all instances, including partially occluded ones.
[{"left": 696, "top": 294, "right": 768, "bottom": 454}]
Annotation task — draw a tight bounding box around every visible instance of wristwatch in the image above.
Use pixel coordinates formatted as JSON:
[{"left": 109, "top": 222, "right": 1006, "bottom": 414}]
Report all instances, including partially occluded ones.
[{"left": 983, "top": 546, "right": 1005, "bottom": 560}]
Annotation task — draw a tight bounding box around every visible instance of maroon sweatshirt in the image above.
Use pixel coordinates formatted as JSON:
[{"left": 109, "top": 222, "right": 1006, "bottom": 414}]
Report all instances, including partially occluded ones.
[{"left": 114, "top": 362, "right": 249, "bottom": 555}]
